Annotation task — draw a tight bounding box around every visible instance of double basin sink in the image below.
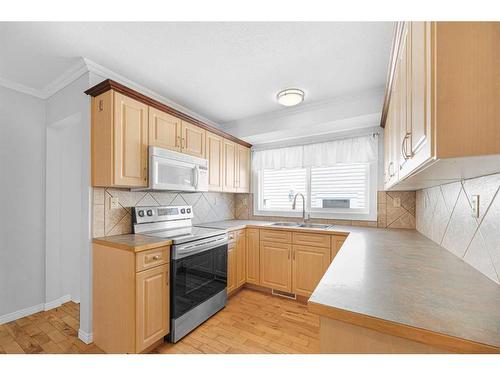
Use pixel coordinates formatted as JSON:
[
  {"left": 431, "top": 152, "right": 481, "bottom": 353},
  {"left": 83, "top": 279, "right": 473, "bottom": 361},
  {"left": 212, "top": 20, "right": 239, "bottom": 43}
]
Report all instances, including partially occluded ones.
[{"left": 270, "top": 222, "right": 333, "bottom": 230}]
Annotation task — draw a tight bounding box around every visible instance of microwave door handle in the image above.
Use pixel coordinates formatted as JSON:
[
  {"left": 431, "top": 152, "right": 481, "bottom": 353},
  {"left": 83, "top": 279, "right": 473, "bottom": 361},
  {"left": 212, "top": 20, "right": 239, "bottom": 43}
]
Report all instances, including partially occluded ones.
[{"left": 193, "top": 165, "right": 199, "bottom": 190}]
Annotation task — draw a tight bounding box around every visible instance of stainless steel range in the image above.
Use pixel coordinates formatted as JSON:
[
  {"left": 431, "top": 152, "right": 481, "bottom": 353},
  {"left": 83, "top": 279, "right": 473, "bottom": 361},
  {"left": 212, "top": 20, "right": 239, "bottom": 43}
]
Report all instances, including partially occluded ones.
[{"left": 132, "top": 205, "right": 229, "bottom": 343}]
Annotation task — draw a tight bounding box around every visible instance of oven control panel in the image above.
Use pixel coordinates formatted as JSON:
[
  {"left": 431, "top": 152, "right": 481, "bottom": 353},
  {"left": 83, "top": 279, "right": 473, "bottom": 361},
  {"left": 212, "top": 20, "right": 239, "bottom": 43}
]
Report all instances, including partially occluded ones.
[{"left": 133, "top": 205, "right": 193, "bottom": 224}]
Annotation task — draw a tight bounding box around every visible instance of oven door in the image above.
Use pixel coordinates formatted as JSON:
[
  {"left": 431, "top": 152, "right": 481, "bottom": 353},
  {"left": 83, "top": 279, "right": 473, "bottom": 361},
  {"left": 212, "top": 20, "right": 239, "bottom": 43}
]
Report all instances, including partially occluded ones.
[{"left": 170, "top": 243, "right": 228, "bottom": 319}]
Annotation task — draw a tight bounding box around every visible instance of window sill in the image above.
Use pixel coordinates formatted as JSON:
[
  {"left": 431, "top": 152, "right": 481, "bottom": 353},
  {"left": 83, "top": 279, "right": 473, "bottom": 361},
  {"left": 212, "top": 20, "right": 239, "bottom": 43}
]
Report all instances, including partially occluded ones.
[{"left": 252, "top": 210, "right": 377, "bottom": 222}]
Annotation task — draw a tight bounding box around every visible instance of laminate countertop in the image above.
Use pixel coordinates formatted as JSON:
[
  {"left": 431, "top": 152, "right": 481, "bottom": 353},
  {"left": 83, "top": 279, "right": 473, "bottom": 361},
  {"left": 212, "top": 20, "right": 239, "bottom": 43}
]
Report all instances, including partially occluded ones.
[
  {"left": 93, "top": 234, "right": 172, "bottom": 252},
  {"left": 307, "top": 227, "right": 500, "bottom": 353}
]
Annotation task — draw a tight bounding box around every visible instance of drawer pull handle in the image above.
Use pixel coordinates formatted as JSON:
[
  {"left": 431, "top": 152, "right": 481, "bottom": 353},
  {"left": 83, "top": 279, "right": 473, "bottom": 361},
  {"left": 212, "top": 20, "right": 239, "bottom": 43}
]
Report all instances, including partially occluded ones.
[{"left": 152, "top": 255, "right": 160, "bottom": 260}]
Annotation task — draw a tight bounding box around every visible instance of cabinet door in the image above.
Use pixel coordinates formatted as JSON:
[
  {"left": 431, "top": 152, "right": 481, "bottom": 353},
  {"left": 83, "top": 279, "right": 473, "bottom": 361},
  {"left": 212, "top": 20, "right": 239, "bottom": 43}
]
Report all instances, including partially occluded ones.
[
  {"left": 227, "top": 243, "right": 237, "bottom": 294},
  {"left": 222, "top": 140, "right": 237, "bottom": 192},
  {"left": 181, "top": 121, "right": 205, "bottom": 158},
  {"left": 400, "top": 22, "right": 433, "bottom": 178},
  {"left": 398, "top": 25, "right": 411, "bottom": 173},
  {"left": 236, "top": 145, "right": 251, "bottom": 193},
  {"left": 148, "top": 107, "right": 181, "bottom": 151},
  {"left": 236, "top": 230, "right": 246, "bottom": 287},
  {"left": 331, "top": 235, "right": 347, "bottom": 262},
  {"left": 206, "top": 132, "right": 224, "bottom": 191},
  {"left": 136, "top": 265, "right": 169, "bottom": 353},
  {"left": 292, "top": 245, "right": 330, "bottom": 297},
  {"left": 246, "top": 228, "right": 260, "bottom": 285},
  {"left": 113, "top": 92, "right": 148, "bottom": 187},
  {"left": 259, "top": 241, "right": 292, "bottom": 292}
]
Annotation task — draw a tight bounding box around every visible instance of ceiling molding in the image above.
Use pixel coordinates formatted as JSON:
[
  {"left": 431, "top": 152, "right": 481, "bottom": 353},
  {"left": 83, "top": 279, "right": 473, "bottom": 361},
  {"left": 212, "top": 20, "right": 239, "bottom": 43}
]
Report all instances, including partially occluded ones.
[
  {"left": 0, "top": 76, "right": 45, "bottom": 98},
  {"left": 0, "top": 57, "right": 224, "bottom": 131},
  {"left": 221, "top": 86, "right": 385, "bottom": 129}
]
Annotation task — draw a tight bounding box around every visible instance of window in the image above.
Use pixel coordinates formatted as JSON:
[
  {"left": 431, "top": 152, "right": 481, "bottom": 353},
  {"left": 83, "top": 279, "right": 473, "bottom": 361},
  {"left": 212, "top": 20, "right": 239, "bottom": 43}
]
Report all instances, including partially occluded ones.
[{"left": 255, "top": 162, "right": 375, "bottom": 220}]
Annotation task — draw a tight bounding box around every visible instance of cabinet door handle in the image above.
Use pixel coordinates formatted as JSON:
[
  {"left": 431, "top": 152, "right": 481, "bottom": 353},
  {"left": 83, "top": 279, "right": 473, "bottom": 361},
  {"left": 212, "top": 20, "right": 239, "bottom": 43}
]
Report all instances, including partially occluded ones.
[
  {"left": 177, "top": 135, "right": 181, "bottom": 147},
  {"left": 292, "top": 249, "right": 295, "bottom": 260},
  {"left": 98, "top": 99, "right": 104, "bottom": 112},
  {"left": 388, "top": 161, "right": 395, "bottom": 178},
  {"left": 401, "top": 132, "right": 413, "bottom": 160},
  {"left": 288, "top": 249, "right": 291, "bottom": 260}
]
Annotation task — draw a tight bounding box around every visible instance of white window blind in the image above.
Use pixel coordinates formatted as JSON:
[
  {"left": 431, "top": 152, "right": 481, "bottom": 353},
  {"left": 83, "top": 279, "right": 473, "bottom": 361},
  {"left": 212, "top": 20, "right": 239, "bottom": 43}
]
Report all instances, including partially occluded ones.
[
  {"left": 261, "top": 168, "right": 307, "bottom": 211},
  {"left": 310, "top": 164, "right": 369, "bottom": 210}
]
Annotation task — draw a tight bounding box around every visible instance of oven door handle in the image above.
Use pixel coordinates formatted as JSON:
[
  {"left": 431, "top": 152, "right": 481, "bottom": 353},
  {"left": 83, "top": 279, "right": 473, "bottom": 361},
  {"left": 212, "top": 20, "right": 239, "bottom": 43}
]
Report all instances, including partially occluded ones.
[{"left": 172, "top": 235, "right": 228, "bottom": 260}]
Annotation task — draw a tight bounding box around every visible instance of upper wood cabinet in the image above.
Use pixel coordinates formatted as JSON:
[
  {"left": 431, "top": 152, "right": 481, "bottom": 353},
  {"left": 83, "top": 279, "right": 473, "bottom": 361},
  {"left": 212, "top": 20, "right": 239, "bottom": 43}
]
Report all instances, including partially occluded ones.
[
  {"left": 246, "top": 228, "right": 260, "bottom": 285},
  {"left": 384, "top": 22, "right": 500, "bottom": 190},
  {"left": 92, "top": 90, "right": 149, "bottom": 188},
  {"left": 236, "top": 145, "right": 251, "bottom": 193},
  {"left": 148, "top": 107, "right": 182, "bottom": 152},
  {"left": 292, "top": 245, "right": 330, "bottom": 297},
  {"left": 206, "top": 131, "right": 224, "bottom": 191},
  {"left": 181, "top": 120, "right": 206, "bottom": 158},
  {"left": 88, "top": 81, "right": 252, "bottom": 189},
  {"left": 222, "top": 139, "right": 237, "bottom": 192}
]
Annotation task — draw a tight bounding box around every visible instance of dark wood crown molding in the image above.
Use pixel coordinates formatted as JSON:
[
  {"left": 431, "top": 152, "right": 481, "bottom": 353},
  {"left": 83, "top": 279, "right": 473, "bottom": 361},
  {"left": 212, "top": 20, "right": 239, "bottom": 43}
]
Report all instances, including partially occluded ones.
[
  {"left": 380, "top": 22, "right": 406, "bottom": 128},
  {"left": 85, "top": 79, "right": 252, "bottom": 148}
]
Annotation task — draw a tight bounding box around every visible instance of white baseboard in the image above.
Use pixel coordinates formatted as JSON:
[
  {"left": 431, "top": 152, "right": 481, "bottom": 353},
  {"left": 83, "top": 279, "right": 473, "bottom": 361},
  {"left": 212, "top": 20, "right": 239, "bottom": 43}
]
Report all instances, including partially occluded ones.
[
  {"left": 44, "top": 294, "right": 72, "bottom": 311},
  {"left": 78, "top": 329, "right": 93, "bottom": 344},
  {"left": 0, "top": 303, "right": 44, "bottom": 325}
]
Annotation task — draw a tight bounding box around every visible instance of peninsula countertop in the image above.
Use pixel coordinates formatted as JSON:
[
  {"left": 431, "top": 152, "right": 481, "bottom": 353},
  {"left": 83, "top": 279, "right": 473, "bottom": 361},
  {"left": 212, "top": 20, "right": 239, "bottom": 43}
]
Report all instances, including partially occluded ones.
[
  {"left": 196, "top": 220, "right": 500, "bottom": 352},
  {"left": 307, "top": 227, "right": 500, "bottom": 353}
]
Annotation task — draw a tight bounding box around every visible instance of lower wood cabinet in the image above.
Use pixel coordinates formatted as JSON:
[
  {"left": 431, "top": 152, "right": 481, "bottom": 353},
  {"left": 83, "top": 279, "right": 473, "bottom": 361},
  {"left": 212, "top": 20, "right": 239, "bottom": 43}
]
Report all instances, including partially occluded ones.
[
  {"left": 292, "top": 245, "right": 330, "bottom": 297},
  {"left": 93, "top": 244, "right": 170, "bottom": 353},
  {"left": 227, "top": 241, "right": 237, "bottom": 294},
  {"left": 235, "top": 230, "right": 246, "bottom": 287},
  {"left": 246, "top": 228, "right": 260, "bottom": 284},
  {"left": 259, "top": 241, "right": 292, "bottom": 292},
  {"left": 136, "top": 265, "right": 169, "bottom": 352}
]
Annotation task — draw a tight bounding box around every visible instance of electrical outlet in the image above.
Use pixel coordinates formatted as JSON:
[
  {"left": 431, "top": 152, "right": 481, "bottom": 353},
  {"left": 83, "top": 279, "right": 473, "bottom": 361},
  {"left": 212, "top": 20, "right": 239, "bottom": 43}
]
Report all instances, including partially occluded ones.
[
  {"left": 471, "top": 195, "right": 480, "bottom": 218},
  {"left": 242, "top": 197, "right": 248, "bottom": 205},
  {"left": 393, "top": 197, "right": 401, "bottom": 208},
  {"left": 110, "top": 196, "right": 120, "bottom": 209}
]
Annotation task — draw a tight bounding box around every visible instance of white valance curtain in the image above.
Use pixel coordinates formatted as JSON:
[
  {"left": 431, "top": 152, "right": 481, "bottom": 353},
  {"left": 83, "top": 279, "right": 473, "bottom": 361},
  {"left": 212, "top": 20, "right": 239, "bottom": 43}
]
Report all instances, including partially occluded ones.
[{"left": 252, "top": 135, "right": 378, "bottom": 170}]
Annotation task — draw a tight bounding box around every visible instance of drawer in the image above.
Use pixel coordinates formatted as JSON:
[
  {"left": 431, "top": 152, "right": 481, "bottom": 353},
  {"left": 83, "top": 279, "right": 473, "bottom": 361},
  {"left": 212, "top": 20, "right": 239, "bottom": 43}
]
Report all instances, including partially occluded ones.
[
  {"left": 260, "top": 229, "right": 292, "bottom": 243},
  {"left": 292, "top": 232, "right": 331, "bottom": 248},
  {"left": 136, "top": 246, "right": 169, "bottom": 272}
]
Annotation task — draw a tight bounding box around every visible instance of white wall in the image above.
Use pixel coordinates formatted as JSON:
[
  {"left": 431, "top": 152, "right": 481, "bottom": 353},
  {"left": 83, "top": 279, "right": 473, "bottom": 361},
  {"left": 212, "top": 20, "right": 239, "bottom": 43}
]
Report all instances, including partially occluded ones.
[{"left": 0, "top": 86, "right": 46, "bottom": 317}]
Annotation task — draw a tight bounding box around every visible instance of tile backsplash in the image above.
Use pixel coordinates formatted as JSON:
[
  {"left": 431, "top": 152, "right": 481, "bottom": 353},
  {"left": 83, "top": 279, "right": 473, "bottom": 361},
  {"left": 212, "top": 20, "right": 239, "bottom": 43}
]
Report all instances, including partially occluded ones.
[
  {"left": 234, "top": 191, "right": 416, "bottom": 229},
  {"left": 93, "top": 188, "right": 235, "bottom": 237},
  {"left": 416, "top": 173, "right": 500, "bottom": 284}
]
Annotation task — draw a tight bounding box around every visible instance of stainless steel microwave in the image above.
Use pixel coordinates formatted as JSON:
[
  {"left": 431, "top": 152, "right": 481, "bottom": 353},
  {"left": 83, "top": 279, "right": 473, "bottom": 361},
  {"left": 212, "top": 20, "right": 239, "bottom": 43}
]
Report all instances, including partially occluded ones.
[{"left": 148, "top": 146, "right": 208, "bottom": 192}]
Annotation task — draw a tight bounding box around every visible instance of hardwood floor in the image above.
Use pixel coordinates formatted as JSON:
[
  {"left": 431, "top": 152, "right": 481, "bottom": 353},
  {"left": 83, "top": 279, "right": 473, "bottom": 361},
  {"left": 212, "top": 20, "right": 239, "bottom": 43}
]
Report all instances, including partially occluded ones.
[
  {"left": 0, "top": 301, "right": 104, "bottom": 354},
  {"left": 0, "top": 289, "right": 319, "bottom": 354},
  {"left": 153, "top": 288, "right": 320, "bottom": 354}
]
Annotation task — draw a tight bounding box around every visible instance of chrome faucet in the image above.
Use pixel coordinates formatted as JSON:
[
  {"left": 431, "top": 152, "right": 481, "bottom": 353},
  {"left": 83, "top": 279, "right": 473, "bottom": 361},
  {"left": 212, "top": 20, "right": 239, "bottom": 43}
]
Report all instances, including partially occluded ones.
[{"left": 292, "top": 193, "right": 307, "bottom": 223}]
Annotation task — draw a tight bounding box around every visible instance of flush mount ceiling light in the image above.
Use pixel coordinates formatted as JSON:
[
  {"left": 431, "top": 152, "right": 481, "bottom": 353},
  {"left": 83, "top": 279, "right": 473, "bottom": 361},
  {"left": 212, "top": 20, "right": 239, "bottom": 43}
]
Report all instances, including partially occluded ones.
[{"left": 276, "top": 88, "right": 305, "bottom": 107}]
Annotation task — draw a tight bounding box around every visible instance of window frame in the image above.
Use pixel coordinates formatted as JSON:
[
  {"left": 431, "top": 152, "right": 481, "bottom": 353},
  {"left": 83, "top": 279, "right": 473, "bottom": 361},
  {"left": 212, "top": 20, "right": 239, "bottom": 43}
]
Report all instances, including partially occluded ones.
[{"left": 252, "top": 161, "right": 377, "bottom": 221}]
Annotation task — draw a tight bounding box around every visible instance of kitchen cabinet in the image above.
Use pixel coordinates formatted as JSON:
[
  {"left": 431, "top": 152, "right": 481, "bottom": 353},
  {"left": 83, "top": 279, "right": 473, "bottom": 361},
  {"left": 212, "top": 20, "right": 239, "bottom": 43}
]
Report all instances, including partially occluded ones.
[
  {"left": 136, "top": 265, "right": 169, "bottom": 352},
  {"left": 93, "top": 244, "right": 170, "bottom": 353},
  {"left": 87, "top": 81, "right": 253, "bottom": 189},
  {"left": 206, "top": 131, "right": 224, "bottom": 191},
  {"left": 292, "top": 245, "right": 330, "bottom": 297},
  {"left": 236, "top": 145, "right": 251, "bottom": 193},
  {"left": 181, "top": 120, "right": 206, "bottom": 158},
  {"left": 91, "top": 90, "right": 148, "bottom": 188},
  {"left": 227, "top": 241, "right": 237, "bottom": 294},
  {"left": 222, "top": 139, "right": 237, "bottom": 192},
  {"left": 383, "top": 22, "right": 500, "bottom": 190},
  {"left": 331, "top": 235, "right": 347, "bottom": 262},
  {"left": 260, "top": 241, "right": 292, "bottom": 292},
  {"left": 246, "top": 228, "right": 260, "bottom": 285},
  {"left": 235, "top": 230, "right": 247, "bottom": 287},
  {"left": 148, "top": 107, "right": 182, "bottom": 152}
]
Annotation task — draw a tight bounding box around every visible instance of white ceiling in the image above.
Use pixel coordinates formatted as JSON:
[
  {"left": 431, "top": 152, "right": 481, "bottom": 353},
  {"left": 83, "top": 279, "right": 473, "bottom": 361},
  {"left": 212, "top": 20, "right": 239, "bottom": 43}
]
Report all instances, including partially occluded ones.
[{"left": 0, "top": 22, "right": 394, "bottom": 124}]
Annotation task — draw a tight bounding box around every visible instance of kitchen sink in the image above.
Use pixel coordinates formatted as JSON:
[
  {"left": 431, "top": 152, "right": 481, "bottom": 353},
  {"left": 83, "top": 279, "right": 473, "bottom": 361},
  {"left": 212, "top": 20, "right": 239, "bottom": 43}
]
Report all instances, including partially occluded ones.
[
  {"left": 270, "top": 222, "right": 332, "bottom": 230},
  {"left": 298, "top": 223, "right": 332, "bottom": 229},
  {"left": 270, "top": 222, "right": 301, "bottom": 227}
]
